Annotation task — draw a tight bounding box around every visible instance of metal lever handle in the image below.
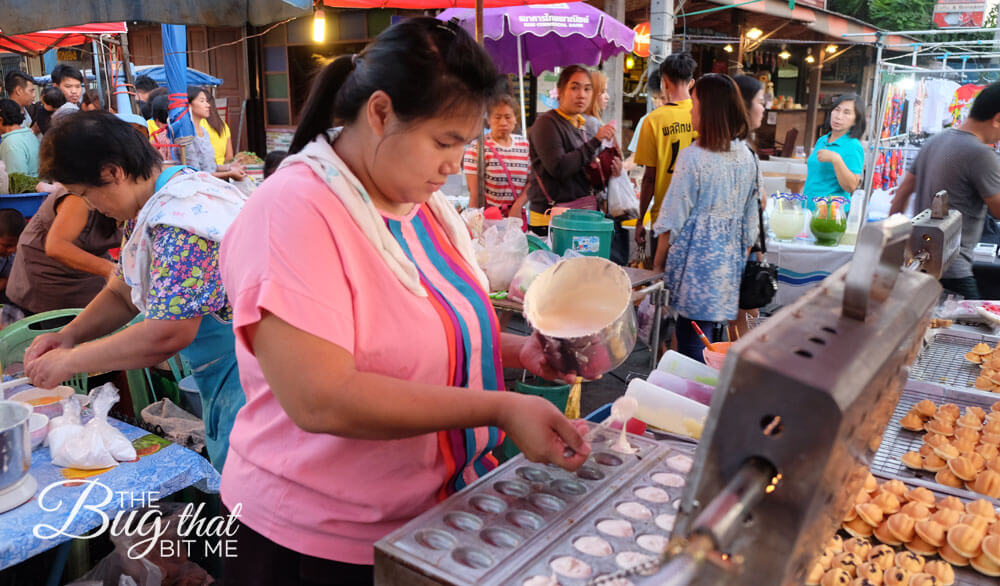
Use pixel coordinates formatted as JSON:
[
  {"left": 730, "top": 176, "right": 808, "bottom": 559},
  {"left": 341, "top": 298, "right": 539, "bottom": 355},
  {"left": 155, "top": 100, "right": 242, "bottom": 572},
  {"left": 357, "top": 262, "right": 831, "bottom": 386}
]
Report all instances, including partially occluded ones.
[
  {"left": 842, "top": 216, "right": 912, "bottom": 321},
  {"left": 931, "top": 190, "right": 949, "bottom": 219}
]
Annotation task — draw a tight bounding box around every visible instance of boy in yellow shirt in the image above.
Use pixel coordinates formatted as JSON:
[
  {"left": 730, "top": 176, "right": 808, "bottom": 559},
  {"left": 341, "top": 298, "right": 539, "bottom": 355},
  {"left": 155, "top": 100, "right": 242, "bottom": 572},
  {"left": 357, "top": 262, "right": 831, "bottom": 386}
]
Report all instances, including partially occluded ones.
[{"left": 634, "top": 52, "right": 698, "bottom": 250}]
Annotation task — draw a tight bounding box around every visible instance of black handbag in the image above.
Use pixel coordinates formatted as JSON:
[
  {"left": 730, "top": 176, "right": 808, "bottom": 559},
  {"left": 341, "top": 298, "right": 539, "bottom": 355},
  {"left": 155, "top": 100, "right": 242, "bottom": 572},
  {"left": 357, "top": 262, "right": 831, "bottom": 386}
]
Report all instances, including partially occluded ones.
[{"left": 739, "top": 148, "right": 778, "bottom": 310}]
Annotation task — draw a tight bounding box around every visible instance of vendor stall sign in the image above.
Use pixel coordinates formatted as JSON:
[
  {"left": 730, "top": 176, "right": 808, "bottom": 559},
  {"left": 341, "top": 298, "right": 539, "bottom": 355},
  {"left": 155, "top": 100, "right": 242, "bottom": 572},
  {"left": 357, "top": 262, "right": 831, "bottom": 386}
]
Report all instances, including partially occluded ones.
[
  {"left": 633, "top": 22, "right": 650, "bottom": 57},
  {"left": 933, "top": 1, "right": 987, "bottom": 28}
]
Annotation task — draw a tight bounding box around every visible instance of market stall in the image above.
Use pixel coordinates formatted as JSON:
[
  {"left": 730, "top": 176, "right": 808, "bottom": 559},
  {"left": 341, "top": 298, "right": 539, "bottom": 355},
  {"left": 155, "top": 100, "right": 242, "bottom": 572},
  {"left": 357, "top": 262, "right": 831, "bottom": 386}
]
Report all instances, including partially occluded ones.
[{"left": 371, "top": 211, "right": 1000, "bottom": 584}]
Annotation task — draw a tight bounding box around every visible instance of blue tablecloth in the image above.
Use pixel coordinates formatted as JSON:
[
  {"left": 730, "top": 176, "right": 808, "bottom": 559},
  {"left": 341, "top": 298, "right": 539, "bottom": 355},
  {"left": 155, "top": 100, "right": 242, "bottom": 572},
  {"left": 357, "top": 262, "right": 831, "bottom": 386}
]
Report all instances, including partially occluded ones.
[{"left": 0, "top": 417, "right": 220, "bottom": 569}]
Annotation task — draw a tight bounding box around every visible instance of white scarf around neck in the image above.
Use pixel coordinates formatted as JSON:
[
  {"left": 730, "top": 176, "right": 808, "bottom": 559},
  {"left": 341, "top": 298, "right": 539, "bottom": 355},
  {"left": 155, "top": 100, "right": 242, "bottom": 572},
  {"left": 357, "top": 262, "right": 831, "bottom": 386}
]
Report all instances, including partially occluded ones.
[{"left": 277, "top": 129, "right": 488, "bottom": 297}]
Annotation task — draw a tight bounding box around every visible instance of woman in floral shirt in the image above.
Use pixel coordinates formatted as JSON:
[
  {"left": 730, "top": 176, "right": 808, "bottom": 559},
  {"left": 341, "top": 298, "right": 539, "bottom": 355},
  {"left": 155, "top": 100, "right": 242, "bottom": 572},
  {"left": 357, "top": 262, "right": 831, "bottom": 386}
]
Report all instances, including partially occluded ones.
[{"left": 23, "top": 111, "right": 247, "bottom": 471}]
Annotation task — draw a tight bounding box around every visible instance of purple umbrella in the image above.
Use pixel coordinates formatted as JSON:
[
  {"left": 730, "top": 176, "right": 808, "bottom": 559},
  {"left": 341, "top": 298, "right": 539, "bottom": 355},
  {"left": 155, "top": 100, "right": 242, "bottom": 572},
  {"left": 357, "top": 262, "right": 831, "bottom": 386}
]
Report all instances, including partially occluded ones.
[{"left": 438, "top": 3, "right": 634, "bottom": 124}]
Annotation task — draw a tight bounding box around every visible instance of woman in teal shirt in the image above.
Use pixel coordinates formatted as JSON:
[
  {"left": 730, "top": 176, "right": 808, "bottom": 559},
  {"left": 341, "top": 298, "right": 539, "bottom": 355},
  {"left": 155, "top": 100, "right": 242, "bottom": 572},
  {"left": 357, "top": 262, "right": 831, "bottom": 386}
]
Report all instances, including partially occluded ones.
[{"left": 803, "top": 94, "right": 866, "bottom": 211}]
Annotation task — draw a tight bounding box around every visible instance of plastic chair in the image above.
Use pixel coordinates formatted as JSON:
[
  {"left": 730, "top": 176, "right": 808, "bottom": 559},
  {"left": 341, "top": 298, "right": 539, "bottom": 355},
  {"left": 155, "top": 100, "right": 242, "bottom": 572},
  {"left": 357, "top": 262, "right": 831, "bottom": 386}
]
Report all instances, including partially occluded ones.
[{"left": 0, "top": 308, "right": 88, "bottom": 393}]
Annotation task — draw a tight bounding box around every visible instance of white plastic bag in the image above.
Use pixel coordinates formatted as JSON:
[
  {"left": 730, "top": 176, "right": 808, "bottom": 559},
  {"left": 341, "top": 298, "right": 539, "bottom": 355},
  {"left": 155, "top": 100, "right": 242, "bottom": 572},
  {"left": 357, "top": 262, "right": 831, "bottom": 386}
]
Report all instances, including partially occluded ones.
[
  {"left": 607, "top": 173, "right": 639, "bottom": 219},
  {"left": 474, "top": 218, "right": 528, "bottom": 292},
  {"left": 508, "top": 250, "right": 561, "bottom": 303},
  {"left": 461, "top": 207, "right": 486, "bottom": 241},
  {"left": 50, "top": 384, "right": 136, "bottom": 469}
]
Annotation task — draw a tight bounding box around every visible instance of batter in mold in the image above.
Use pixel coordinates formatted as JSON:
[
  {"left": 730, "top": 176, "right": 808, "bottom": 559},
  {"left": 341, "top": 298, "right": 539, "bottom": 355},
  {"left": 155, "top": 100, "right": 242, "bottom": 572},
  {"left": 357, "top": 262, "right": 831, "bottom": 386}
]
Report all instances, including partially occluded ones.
[
  {"left": 666, "top": 454, "right": 693, "bottom": 473},
  {"left": 597, "top": 519, "right": 634, "bottom": 538},
  {"left": 573, "top": 535, "right": 613, "bottom": 557},
  {"left": 615, "top": 501, "right": 653, "bottom": 520},
  {"left": 549, "top": 556, "right": 592, "bottom": 579},
  {"left": 615, "top": 551, "right": 655, "bottom": 570},
  {"left": 655, "top": 514, "right": 676, "bottom": 531},
  {"left": 651, "top": 472, "right": 685, "bottom": 488},
  {"left": 634, "top": 486, "right": 670, "bottom": 503},
  {"left": 522, "top": 576, "right": 559, "bottom": 586},
  {"left": 636, "top": 534, "right": 670, "bottom": 554}
]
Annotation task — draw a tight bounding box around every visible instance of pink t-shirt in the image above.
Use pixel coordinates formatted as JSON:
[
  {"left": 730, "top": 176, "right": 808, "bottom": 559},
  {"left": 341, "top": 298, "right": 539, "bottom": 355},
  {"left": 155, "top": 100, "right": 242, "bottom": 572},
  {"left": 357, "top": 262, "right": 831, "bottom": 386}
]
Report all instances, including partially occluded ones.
[{"left": 219, "top": 163, "right": 503, "bottom": 564}]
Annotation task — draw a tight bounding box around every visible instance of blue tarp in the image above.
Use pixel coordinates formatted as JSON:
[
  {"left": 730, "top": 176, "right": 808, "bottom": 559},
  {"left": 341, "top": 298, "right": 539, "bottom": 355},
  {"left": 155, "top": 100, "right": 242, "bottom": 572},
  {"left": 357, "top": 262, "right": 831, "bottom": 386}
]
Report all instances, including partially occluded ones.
[
  {"left": 32, "top": 65, "right": 222, "bottom": 87},
  {"left": 135, "top": 65, "right": 223, "bottom": 87},
  {"left": 162, "top": 24, "right": 194, "bottom": 143}
]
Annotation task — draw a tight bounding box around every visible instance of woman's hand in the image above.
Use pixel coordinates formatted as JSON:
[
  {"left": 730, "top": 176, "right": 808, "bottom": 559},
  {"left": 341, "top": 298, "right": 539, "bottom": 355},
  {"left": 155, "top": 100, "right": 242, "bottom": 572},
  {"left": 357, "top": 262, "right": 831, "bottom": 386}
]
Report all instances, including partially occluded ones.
[
  {"left": 610, "top": 156, "right": 623, "bottom": 178},
  {"left": 595, "top": 123, "right": 616, "bottom": 143},
  {"left": 25, "top": 346, "right": 76, "bottom": 389},
  {"left": 815, "top": 149, "right": 841, "bottom": 164},
  {"left": 518, "top": 334, "right": 578, "bottom": 384},
  {"left": 24, "top": 331, "right": 75, "bottom": 365},
  {"left": 228, "top": 162, "right": 246, "bottom": 181},
  {"left": 498, "top": 393, "right": 591, "bottom": 470}
]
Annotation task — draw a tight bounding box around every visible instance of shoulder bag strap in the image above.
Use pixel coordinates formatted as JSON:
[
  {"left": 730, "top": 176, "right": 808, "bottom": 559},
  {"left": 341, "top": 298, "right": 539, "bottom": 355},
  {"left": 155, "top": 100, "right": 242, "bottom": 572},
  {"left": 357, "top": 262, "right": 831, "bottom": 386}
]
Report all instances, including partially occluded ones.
[
  {"left": 533, "top": 168, "right": 555, "bottom": 206},
  {"left": 745, "top": 144, "right": 767, "bottom": 257},
  {"left": 485, "top": 141, "right": 523, "bottom": 202}
]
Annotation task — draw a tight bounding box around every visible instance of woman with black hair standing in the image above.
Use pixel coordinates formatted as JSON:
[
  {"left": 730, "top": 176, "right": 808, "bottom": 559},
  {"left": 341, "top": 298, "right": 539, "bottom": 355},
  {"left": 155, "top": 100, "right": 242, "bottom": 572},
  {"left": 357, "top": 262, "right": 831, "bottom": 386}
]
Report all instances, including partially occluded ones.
[
  {"left": 525, "top": 65, "right": 617, "bottom": 235},
  {"left": 216, "top": 18, "right": 589, "bottom": 584},
  {"left": 652, "top": 74, "right": 760, "bottom": 362}
]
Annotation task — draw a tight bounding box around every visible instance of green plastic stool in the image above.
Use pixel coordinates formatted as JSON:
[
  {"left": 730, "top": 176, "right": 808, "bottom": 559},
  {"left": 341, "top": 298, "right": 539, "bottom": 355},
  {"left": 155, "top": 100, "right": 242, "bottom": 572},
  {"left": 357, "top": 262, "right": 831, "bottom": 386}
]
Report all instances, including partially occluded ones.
[
  {"left": 499, "top": 378, "right": 572, "bottom": 461},
  {"left": 0, "top": 308, "right": 88, "bottom": 393}
]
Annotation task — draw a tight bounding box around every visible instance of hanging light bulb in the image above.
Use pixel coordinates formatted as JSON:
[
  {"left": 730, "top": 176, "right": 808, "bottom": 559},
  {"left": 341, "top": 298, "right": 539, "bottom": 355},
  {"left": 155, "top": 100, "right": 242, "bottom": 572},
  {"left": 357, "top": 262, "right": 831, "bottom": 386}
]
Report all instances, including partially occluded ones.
[
  {"left": 626, "top": 56, "right": 635, "bottom": 70},
  {"left": 746, "top": 27, "right": 763, "bottom": 40},
  {"left": 724, "top": 44, "right": 733, "bottom": 53},
  {"left": 805, "top": 50, "right": 815, "bottom": 64},
  {"left": 312, "top": 5, "right": 326, "bottom": 43},
  {"left": 826, "top": 44, "right": 837, "bottom": 53},
  {"left": 779, "top": 49, "right": 791, "bottom": 60}
]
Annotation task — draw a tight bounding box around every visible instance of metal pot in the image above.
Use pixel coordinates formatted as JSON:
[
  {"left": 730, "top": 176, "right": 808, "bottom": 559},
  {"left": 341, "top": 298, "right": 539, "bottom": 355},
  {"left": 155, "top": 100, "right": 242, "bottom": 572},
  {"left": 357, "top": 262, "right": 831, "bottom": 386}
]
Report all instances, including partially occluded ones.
[
  {"left": 0, "top": 400, "right": 32, "bottom": 492},
  {"left": 523, "top": 256, "right": 637, "bottom": 380}
]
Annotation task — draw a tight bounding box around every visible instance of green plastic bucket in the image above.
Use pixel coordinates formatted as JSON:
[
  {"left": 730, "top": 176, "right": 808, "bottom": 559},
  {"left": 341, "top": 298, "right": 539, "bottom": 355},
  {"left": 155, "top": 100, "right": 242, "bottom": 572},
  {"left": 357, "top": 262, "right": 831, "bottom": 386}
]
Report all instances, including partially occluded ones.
[
  {"left": 499, "top": 378, "right": 572, "bottom": 461},
  {"left": 550, "top": 210, "right": 614, "bottom": 258}
]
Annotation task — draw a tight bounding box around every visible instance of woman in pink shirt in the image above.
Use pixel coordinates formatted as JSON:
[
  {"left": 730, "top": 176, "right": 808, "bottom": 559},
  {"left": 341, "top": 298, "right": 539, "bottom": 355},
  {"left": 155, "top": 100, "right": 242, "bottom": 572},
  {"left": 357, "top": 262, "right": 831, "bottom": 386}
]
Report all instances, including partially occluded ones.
[{"left": 218, "top": 18, "right": 590, "bottom": 585}]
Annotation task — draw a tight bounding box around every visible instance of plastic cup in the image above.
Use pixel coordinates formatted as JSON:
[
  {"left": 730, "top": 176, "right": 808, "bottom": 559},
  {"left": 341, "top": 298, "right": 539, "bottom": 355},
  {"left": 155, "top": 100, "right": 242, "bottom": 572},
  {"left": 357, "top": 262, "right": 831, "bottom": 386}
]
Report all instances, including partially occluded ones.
[{"left": 702, "top": 342, "right": 733, "bottom": 370}]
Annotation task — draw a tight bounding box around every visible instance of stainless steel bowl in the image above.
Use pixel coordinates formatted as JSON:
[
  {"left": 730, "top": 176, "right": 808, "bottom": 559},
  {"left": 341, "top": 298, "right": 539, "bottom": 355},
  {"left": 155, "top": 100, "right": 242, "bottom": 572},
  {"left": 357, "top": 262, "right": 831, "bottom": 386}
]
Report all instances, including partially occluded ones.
[
  {"left": 523, "top": 256, "right": 637, "bottom": 380},
  {"left": 0, "top": 400, "right": 32, "bottom": 492}
]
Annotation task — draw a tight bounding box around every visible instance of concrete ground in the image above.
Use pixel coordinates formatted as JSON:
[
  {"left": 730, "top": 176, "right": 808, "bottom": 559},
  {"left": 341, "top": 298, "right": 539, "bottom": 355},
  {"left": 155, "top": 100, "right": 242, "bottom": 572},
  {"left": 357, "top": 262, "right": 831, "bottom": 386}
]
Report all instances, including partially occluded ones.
[{"left": 501, "top": 314, "right": 655, "bottom": 419}]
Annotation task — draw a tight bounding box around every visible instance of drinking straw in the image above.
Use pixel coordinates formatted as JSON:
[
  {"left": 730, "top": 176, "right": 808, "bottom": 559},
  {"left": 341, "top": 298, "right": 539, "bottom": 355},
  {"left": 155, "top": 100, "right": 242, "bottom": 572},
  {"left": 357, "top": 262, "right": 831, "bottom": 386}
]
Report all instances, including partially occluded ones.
[{"left": 690, "top": 321, "right": 714, "bottom": 350}]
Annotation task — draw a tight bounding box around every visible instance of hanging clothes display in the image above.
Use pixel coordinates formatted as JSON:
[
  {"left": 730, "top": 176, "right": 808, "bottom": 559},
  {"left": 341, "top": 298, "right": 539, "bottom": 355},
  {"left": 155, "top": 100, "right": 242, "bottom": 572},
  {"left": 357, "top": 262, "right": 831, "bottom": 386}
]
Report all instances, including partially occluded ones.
[
  {"left": 911, "top": 79, "right": 927, "bottom": 134},
  {"left": 920, "top": 79, "right": 961, "bottom": 132},
  {"left": 881, "top": 86, "right": 905, "bottom": 138},
  {"left": 948, "top": 83, "right": 985, "bottom": 127}
]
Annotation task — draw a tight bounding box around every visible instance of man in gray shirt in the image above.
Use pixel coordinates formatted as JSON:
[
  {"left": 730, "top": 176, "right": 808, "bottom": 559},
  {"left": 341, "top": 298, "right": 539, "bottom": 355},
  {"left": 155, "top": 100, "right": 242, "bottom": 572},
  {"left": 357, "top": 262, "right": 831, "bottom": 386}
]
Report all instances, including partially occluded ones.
[{"left": 892, "top": 82, "right": 1000, "bottom": 299}]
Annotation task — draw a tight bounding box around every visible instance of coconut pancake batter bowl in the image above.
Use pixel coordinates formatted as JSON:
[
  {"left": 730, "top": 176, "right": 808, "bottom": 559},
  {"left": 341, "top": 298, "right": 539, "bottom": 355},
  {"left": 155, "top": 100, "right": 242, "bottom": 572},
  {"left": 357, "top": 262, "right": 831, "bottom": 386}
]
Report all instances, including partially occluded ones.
[{"left": 523, "top": 257, "right": 637, "bottom": 381}]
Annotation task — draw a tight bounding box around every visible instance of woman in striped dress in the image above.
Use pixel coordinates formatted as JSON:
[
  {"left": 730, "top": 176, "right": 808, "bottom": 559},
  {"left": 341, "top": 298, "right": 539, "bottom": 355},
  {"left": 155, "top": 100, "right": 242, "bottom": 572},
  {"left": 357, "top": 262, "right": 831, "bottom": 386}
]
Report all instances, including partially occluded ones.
[{"left": 217, "top": 18, "right": 589, "bottom": 585}]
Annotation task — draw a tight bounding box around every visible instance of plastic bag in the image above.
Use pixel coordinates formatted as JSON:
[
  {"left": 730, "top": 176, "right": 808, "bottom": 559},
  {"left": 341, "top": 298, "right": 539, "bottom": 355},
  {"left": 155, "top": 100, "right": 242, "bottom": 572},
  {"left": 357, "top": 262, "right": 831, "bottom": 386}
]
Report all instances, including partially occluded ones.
[
  {"left": 508, "top": 250, "right": 561, "bottom": 303},
  {"left": 141, "top": 398, "right": 206, "bottom": 454},
  {"left": 50, "top": 384, "right": 137, "bottom": 469},
  {"left": 607, "top": 173, "right": 639, "bottom": 219},
  {"left": 474, "top": 218, "right": 528, "bottom": 292},
  {"left": 461, "top": 207, "right": 486, "bottom": 241},
  {"left": 68, "top": 553, "right": 162, "bottom": 586},
  {"left": 636, "top": 296, "right": 656, "bottom": 343},
  {"left": 69, "top": 503, "right": 214, "bottom": 585}
]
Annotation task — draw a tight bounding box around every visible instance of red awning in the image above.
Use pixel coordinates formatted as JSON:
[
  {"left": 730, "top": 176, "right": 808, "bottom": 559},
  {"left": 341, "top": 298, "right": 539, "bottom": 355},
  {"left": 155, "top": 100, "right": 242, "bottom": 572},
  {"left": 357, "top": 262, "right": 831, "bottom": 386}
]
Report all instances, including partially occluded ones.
[{"left": 0, "top": 22, "right": 126, "bottom": 55}]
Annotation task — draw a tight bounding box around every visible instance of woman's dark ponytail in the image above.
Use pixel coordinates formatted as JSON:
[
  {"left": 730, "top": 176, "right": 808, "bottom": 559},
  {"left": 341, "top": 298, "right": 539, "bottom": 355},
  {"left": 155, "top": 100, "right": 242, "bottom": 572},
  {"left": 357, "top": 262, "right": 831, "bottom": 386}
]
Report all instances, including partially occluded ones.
[
  {"left": 289, "top": 17, "right": 502, "bottom": 155},
  {"left": 290, "top": 54, "right": 355, "bottom": 154}
]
